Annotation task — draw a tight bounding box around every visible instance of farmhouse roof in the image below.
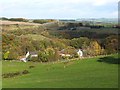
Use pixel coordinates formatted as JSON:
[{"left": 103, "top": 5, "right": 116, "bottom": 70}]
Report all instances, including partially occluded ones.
[{"left": 29, "top": 51, "right": 38, "bottom": 55}]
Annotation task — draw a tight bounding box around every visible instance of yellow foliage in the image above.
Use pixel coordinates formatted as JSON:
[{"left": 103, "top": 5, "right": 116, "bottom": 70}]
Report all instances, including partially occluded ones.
[{"left": 90, "top": 41, "right": 102, "bottom": 56}]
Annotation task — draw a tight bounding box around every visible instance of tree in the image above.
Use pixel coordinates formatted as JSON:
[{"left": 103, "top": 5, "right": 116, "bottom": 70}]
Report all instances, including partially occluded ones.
[
  {"left": 104, "top": 35, "right": 118, "bottom": 54},
  {"left": 0, "top": 17, "right": 8, "bottom": 20},
  {"left": 54, "top": 48, "right": 60, "bottom": 61},
  {"left": 89, "top": 40, "right": 102, "bottom": 56},
  {"left": 70, "top": 37, "right": 90, "bottom": 49},
  {"left": 8, "top": 49, "right": 19, "bottom": 60},
  {"left": 31, "top": 40, "right": 41, "bottom": 50},
  {"left": 45, "top": 47, "right": 55, "bottom": 62},
  {"left": 33, "top": 19, "right": 49, "bottom": 24},
  {"left": 38, "top": 47, "right": 56, "bottom": 62},
  {"left": 3, "top": 51, "right": 10, "bottom": 60},
  {"left": 20, "top": 37, "right": 35, "bottom": 55},
  {"left": 9, "top": 18, "right": 29, "bottom": 22},
  {"left": 38, "top": 51, "right": 48, "bottom": 62}
]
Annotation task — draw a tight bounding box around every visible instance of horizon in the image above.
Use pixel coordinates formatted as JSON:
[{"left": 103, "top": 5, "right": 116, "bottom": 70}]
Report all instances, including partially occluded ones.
[
  {"left": 0, "top": 17, "right": 118, "bottom": 20},
  {"left": 0, "top": 0, "right": 118, "bottom": 19}
]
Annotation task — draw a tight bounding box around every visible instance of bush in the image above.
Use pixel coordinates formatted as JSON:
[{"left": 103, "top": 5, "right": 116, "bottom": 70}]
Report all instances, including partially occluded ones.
[
  {"left": 22, "top": 70, "right": 29, "bottom": 74},
  {"left": 2, "top": 70, "right": 29, "bottom": 78},
  {"left": 38, "top": 51, "right": 48, "bottom": 62},
  {"left": 45, "top": 47, "right": 55, "bottom": 61},
  {"left": 30, "top": 57, "right": 38, "bottom": 62},
  {"left": 38, "top": 47, "right": 58, "bottom": 62},
  {"left": 33, "top": 19, "right": 47, "bottom": 24},
  {"left": 33, "top": 19, "right": 56, "bottom": 24},
  {"left": 3, "top": 51, "right": 10, "bottom": 60},
  {"left": 8, "top": 50, "right": 19, "bottom": 60},
  {"left": 74, "top": 52, "right": 79, "bottom": 58},
  {"left": 29, "top": 66, "right": 35, "bottom": 69}
]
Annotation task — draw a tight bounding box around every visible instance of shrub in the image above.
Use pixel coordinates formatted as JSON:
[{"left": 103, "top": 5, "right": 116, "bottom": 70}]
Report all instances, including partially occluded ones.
[
  {"left": 33, "top": 19, "right": 56, "bottom": 24},
  {"left": 30, "top": 57, "right": 38, "bottom": 62},
  {"left": 2, "top": 70, "right": 29, "bottom": 78},
  {"left": 38, "top": 47, "right": 58, "bottom": 62},
  {"left": 29, "top": 66, "right": 35, "bottom": 69},
  {"left": 9, "top": 52, "right": 19, "bottom": 60},
  {"left": 38, "top": 51, "right": 48, "bottom": 62},
  {"left": 22, "top": 70, "right": 29, "bottom": 74},
  {"left": 3, "top": 51, "right": 10, "bottom": 60}
]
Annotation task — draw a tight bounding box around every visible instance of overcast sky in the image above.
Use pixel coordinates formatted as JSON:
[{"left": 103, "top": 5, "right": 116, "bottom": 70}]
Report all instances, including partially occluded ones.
[{"left": 0, "top": 0, "right": 119, "bottom": 19}]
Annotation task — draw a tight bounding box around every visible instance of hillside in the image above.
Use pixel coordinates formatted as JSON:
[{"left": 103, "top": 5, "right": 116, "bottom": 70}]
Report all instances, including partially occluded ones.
[
  {"left": 2, "top": 54, "right": 119, "bottom": 88},
  {"left": 2, "top": 19, "right": 119, "bottom": 61}
]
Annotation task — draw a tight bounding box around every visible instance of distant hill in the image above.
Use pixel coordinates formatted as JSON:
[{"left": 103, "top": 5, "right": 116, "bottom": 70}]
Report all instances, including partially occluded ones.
[{"left": 76, "top": 18, "right": 118, "bottom": 24}]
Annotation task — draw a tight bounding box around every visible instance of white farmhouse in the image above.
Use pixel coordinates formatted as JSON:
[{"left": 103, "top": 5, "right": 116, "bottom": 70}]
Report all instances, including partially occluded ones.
[
  {"left": 77, "top": 49, "right": 83, "bottom": 58},
  {"left": 20, "top": 51, "right": 38, "bottom": 62}
]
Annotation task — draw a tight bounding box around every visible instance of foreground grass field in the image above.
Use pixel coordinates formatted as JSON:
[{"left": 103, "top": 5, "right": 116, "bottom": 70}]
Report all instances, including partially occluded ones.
[{"left": 2, "top": 54, "right": 118, "bottom": 88}]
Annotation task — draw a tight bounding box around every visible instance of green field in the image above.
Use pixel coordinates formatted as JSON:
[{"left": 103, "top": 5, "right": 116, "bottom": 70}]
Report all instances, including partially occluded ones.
[{"left": 2, "top": 54, "right": 118, "bottom": 88}]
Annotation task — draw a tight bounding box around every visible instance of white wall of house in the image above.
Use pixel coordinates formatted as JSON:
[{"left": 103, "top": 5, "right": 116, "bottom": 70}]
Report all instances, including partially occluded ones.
[
  {"left": 77, "top": 49, "right": 83, "bottom": 57},
  {"left": 31, "top": 54, "right": 38, "bottom": 57},
  {"left": 26, "top": 51, "right": 30, "bottom": 58}
]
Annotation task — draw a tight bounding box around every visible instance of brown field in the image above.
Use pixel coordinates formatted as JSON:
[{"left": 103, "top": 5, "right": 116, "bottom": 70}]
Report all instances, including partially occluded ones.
[{"left": 0, "top": 20, "right": 41, "bottom": 26}]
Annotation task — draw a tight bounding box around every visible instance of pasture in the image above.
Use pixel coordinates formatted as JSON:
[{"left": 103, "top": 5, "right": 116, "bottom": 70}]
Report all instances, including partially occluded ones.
[{"left": 2, "top": 54, "right": 118, "bottom": 88}]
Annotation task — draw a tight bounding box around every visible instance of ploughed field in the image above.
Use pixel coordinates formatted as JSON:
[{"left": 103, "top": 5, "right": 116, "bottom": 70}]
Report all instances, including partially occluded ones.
[{"left": 2, "top": 54, "right": 119, "bottom": 88}]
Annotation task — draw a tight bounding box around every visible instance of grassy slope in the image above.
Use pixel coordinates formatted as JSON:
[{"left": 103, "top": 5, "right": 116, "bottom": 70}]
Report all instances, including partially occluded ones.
[{"left": 2, "top": 54, "right": 118, "bottom": 88}]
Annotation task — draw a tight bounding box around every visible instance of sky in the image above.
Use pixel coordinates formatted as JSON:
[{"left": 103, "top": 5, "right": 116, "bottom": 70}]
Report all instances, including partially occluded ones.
[{"left": 0, "top": 0, "right": 119, "bottom": 19}]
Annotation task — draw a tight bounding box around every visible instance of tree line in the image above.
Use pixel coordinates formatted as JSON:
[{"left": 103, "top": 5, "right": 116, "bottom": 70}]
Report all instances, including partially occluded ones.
[{"left": 2, "top": 32, "right": 118, "bottom": 62}]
